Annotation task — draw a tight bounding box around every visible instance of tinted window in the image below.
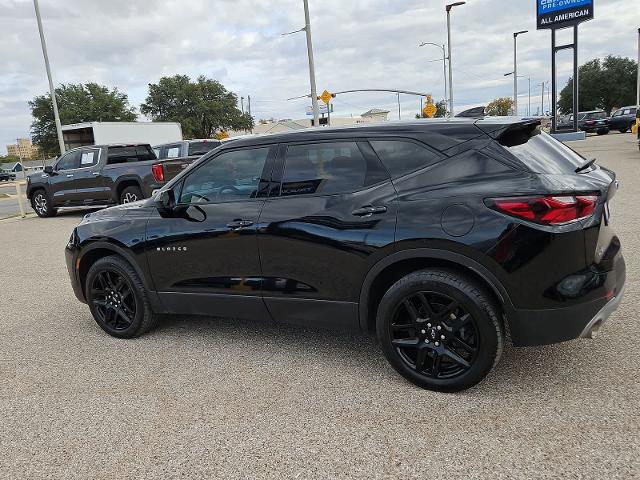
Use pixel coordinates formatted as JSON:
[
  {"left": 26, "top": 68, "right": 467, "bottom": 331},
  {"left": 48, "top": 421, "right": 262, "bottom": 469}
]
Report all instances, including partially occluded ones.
[
  {"left": 281, "top": 142, "right": 387, "bottom": 197},
  {"left": 107, "top": 146, "right": 156, "bottom": 165},
  {"left": 371, "top": 140, "right": 442, "bottom": 178},
  {"left": 180, "top": 147, "right": 269, "bottom": 203},
  {"left": 79, "top": 148, "right": 100, "bottom": 168},
  {"left": 188, "top": 141, "right": 221, "bottom": 156},
  {"left": 56, "top": 151, "right": 81, "bottom": 171},
  {"left": 499, "top": 125, "right": 586, "bottom": 174}
]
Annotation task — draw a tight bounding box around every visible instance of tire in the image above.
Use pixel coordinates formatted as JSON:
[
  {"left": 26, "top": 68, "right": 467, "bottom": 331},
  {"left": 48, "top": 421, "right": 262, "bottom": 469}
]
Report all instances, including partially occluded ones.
[
  {"left": 85, "top": 255, "right": 159, "bottom": 338},
  {"left": 376, "top": 269, "right": 503, "bottom": 392},
  {"left": 596, "top": 129, "right": 608, "bottom": 136},
  {"left": 619, "top": 128, "right": 628, "bottom": 134},
  {"left": 119, "top": 185, "right": 143, "bottom": 204},
  {"left": 31, "top": 189, "right": 57, "bottom": 218}
]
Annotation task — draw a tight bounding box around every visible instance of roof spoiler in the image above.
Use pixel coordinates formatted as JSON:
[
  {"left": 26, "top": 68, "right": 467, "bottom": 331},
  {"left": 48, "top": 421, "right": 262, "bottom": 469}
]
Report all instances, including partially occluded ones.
[{"left": 456, "top": 106, "right": 486, "bottom": 118}]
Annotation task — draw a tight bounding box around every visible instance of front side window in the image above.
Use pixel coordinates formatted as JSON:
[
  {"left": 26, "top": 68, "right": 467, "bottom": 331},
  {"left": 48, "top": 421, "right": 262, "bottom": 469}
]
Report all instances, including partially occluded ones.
[
  {"left": 179, "top": 147, "right": 269, "bottom": 204},
  {"left": 280, "top": 141, "right": 387, "bottom": 197},
  {"left": 371, "top": 140, "right": 443, "bottom": 178},
  {"left": 56, "top": 150, "right": 81, "bottom": 171}
]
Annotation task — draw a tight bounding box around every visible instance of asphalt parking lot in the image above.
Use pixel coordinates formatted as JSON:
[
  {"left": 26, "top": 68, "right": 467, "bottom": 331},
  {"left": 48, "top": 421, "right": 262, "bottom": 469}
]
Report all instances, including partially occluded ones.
[{"left": 1, "top": 133, "right": 638, "bottom": 479}]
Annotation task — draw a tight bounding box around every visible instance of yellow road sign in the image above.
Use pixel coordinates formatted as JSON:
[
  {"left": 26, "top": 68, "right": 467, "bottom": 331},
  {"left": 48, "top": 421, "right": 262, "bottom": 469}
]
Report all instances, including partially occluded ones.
[
  {"left": 320, "top": 90, "right": 333, "bottom": 105},
  {"left": 424, "top": 103, "right": 437, "bottom": 118}
]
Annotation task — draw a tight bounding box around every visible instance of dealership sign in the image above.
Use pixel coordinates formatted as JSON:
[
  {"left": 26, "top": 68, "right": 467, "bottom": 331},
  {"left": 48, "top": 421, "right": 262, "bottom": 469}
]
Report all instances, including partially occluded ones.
[{"left": 537, "top": 0, "right": 594, "bottom": 30}]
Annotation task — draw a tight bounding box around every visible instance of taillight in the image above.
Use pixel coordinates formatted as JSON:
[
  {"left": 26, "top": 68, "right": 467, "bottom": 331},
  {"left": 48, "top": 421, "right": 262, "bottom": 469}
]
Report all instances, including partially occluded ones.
[
  {"left": 487, "top": 194, "right": 599, "bottom": 225},
  {"left": 152, "top": 163, "right": 164, "bottom": 183}
]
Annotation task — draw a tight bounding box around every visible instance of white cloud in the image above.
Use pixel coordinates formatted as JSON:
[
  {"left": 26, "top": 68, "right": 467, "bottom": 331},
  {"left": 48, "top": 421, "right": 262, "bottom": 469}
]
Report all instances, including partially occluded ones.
[{"left": 0, "top": 0, "right": 637, "bottom": 153}]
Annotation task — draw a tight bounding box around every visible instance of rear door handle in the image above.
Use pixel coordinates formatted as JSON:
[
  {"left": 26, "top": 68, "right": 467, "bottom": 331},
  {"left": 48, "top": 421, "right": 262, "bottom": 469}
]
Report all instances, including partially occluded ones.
[
  {"left": 352, "top": 205, "right": 387, "bottom": 217},
  {"left": 66, "top": 174, "right": 74, "bottom": 178},
  {"left": 226, "top": 219, "right": 254, "bottom": 229},
  {"left": 92, "top": 172, "right": 100, "bottom": 176}
]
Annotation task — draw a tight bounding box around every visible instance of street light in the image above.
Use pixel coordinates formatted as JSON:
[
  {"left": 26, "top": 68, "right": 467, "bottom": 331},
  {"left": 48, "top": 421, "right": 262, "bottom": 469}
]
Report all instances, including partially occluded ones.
[
  {"left": 446, "top": 2, "right": 466, "bottom": 116},
  {"left": 419, "top": 42, "right": 448, "bottom": 114},
  {"left": 512, "top": 30, "right": 528, "bottom": 116},
  {"left": 505, "top": 72, "right": 531, "bottom": 116},
  {"left": 282, "top": 0, "right": 320, "bottom": 127}
]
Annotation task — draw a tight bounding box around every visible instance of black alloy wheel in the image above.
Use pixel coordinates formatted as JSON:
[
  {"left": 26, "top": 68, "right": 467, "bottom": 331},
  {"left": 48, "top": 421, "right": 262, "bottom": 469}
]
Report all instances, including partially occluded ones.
[
  {"left": 90, "top": 269, "right": 137, "bottom": 331},
  {"left": 31, "top": 190, "right": 56, "bottom": 217},
  {"left": 377, "top": 270, "right": 503, "bottom": 392},
  {"left": 390, "top": 291, "right": 479, "bottom": 380},
  {"left": 85, "top": 255, "right": 159, "bottom": 338}
]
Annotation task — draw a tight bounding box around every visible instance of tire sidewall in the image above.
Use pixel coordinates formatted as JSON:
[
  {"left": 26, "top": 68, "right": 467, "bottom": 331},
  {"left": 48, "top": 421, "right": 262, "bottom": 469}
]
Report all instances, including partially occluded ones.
[
  {"left": 377, "top": 273, "right": 500, "bottom": 392},
  {"left": 85, "top": 257, "right": 146, "bottom": 338}
]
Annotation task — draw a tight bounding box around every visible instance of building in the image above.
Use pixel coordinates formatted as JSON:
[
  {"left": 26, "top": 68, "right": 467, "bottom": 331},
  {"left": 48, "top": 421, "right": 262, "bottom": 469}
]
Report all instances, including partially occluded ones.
[
  {"left": 230, "top": 108, "right": 391, "bottom": 138},
  {"left": 6, "top": 138, "right": 40, "bottom": 160}
]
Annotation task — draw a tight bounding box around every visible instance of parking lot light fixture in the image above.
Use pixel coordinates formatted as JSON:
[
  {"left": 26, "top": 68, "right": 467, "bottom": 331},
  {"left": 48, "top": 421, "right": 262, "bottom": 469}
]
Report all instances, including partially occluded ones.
[
  {"left": 446, "top": 2, "right": 466, "bottom": 116},
  {"left": 512, "top": 30, "right": 529, "bottom": 116}
]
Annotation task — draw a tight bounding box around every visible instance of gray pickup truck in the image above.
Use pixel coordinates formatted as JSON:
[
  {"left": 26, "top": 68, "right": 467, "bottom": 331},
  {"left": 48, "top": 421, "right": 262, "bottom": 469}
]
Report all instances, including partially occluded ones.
[{"left": 26, "top": 144, "right": 188, "bottom": 218}]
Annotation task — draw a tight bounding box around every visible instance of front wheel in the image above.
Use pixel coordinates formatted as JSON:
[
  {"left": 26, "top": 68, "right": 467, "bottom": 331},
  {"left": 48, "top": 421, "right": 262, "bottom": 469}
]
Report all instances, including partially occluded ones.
[
  {"left": 376, "top": 270, "right": 504, "bottom": 392},
  {"left": 85, "top": 255, "right": 158, "bottom": 338},
  {"left": 31, "top": 190, "right": 56, "bottom": 218},
  {"left": 619, "top": 128, "right": 628, "bottom": 134}
]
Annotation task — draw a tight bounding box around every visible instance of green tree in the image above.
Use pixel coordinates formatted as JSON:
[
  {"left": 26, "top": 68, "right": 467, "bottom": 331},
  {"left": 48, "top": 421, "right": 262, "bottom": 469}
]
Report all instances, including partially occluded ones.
[
  {"left": 486, "top": 97, "right": 514, "bottom": 116},
  {"left": 141, "top": 75, "right": 254, "bottom": 138},
  {"left": 29, "top": 83, "right": 137, "bottom": 156},
  {"left": 0, "top": 154, "right": 19, "bottom": 165},
  {"left": 558, "top": 56, "right": 638, "bottom": 114}
]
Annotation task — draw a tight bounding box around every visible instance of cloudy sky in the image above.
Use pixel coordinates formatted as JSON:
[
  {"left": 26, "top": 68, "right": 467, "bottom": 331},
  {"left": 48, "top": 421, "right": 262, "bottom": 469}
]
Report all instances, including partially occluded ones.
[{"left": 0, "top": 0, "right": 638, "bottom": 154}]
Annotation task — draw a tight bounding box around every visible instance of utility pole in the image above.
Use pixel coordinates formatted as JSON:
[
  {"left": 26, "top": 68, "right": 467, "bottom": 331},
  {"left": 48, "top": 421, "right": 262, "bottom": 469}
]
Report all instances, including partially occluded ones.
[
  {"left": 446, "top": 2, "right": 465, "bottom": 117},
  {"left": 33, "top": 0, "right": 65, "bottom": 155},
  {"left": 303, "top": 0, "right": 320, "bottom": 127},
  {"left": 397, "top": 93, "right": 401, "bottom": 120},
  {"left": 241, "top": 96, "right": 245, "bottom": 114},
  {"left": 513, "top": 30, "right": 528, "bottom": 116},
  {"left": 540, "top": 81, "right": 546, "bottom": 116},
  {"left": 419, "top": 42, "right": 448, "bottom": 113}
]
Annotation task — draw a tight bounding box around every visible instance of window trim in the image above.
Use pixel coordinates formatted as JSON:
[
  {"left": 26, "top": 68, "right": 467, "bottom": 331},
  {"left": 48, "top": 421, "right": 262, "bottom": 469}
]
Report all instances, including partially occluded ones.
[
  {"left": 174, "top": 144, "right": 277, "bottom": 206},
  {"left": 367, "top": 136, "right": 447, "bottom": 180},
  {"left": 269, "top": 138, "right": 391, "bottom": 199}
]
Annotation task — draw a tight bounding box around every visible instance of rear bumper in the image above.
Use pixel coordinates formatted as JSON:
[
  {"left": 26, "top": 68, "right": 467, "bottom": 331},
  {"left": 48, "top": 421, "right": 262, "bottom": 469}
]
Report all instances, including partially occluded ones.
[{"left": 509, "top": 256, "right": 626, "bottom": 347}]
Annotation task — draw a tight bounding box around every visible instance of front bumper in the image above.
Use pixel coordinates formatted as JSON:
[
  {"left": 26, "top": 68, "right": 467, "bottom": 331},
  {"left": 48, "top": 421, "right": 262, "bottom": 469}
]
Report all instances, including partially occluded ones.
[{"left": 65, "top": 242, "right": 86, "bottom": 304}]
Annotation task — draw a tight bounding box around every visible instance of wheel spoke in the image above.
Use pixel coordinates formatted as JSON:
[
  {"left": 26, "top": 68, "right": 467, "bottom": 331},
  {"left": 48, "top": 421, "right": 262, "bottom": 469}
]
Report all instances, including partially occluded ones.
[
  {"left": 432, "top": 352, "right": 442, "bottom": 377},
  {"left": 438, "top": 299, "right": 459, "bottom": 320},
  {"left": 443, "top": 348, "right": 471, "bottom": 368},
  {"left": 392, "top": 338, "right": 420, "bottom": 348},
  {"left": 115, "top": 308, "right": 132, "bottom": 326},
  {"left": 444, "top": 313, "right": 471, "bottom": 333},
  {"left": 403, "top": 299, "right": 419, "bottom": 322},
  {"left": 416, "top": 293, "right": 435, "bottom": 317},
  {"left": 415, "top": 347, "right": 428, "bottom": 372},
  {"left": 450, "top": 336, "right": 477, "bottom": 354}
]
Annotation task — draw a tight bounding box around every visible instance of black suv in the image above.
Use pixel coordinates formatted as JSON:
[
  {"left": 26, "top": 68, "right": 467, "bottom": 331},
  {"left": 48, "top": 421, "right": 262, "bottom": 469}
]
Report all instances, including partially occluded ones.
[
  {"left": 66, "top": 119, "right": 626, "bottom": 392},
  {"left": 608, "top": 106, "right": 637, "bottom": 133}
]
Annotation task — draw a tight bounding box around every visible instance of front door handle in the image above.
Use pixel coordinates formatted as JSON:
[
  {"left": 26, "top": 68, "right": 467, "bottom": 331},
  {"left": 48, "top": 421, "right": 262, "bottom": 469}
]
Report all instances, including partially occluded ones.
[
  {"left": 352, "top": 205, "right": 388, "bottom": 217},
  {"left": 66, "top": 174, "right": 74, "bottom": 178},
  {"left": 227, "top": 219, "right": 254, "bottom": 229},
  {"left": 92, "top": 172, "right": 100, "bottom": 176}
]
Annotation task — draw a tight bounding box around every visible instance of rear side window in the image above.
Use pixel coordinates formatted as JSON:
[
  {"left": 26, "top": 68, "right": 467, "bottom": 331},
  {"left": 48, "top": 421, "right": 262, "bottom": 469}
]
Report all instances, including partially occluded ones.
[
  {"left": 188, "top": 141, "right": 221, "bottom": 156},
  {"left": 499, "top": 125, "right": 586, "bottom": 174},
  {"left": 107, "top": 146, "right": 156, "bottom": 165},
  {"left": 370, "top": 140, "right": 442, "bottom": 178},
  {"left": 80, "top": 148, "right": 100, "bottom": 167},
  {"left": 280, "top": 141, "right": 387, "bottom": 197}
]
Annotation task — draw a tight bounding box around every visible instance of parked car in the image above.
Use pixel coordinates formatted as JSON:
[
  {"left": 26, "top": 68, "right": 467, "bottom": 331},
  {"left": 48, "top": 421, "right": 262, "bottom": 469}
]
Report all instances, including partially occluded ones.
[
  {"left": 608, "top": 106, "right": 638, "bottom": 133},
  {"left": 27, "top": 144, "right": 190, "bottom": 218},
  {"left": 0, "top": 171, "right": 15, "bottom": 182},
  {"left": 66, "top": 119, "right": 625, "bottom": 392},
  {"left": 578, "top": 110, "right": 609, "bottom": 135},
  {"left": 153, "top": 139, "right": 222, "bottom": 160}
]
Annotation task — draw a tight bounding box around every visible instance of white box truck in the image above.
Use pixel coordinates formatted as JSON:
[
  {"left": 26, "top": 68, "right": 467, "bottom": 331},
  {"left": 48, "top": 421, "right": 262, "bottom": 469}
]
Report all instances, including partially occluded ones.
[{"left": 61, "top": 122, "right": 183, "bottom": 150}]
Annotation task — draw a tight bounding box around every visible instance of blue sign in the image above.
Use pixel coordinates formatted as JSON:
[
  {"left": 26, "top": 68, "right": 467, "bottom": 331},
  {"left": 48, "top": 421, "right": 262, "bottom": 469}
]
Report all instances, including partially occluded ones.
[{"left": 537, "top": 0, "right": 594, "bottom": 29}]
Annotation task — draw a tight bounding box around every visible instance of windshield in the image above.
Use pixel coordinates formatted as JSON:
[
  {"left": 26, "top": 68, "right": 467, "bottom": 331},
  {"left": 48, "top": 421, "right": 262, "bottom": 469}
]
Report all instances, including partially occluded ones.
[{"left": 498, "top": 125, "right": 588, "bottom": 175}]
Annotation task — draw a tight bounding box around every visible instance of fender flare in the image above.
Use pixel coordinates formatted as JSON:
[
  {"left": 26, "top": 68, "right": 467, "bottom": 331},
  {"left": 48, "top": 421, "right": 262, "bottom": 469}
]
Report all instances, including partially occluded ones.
[{"left": 358, "top": 248, "right": 517, "bottom": 331}]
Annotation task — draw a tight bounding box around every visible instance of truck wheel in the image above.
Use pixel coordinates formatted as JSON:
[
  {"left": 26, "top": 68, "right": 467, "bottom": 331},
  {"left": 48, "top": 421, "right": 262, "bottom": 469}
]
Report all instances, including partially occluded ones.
[
  {"left": 619, "top": 127, "right": 628, "bottom": 134},
  {"left": 120, "top": 186, "right": 143, "bottom": 204},
  {"left": 376, "top": 269, "right": 504, "bottom": 392},
  {"left": 31, "top": 190, "right": 57, "bottom": 218}
]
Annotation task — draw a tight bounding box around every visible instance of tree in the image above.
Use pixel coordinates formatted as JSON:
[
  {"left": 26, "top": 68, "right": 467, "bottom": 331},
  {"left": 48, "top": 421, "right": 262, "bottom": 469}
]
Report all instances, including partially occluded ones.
[
  {"left": 486, "top": 97, "right": 514, "bottom": 116},
  {"left": 29, "top": 83, "right": 137, "bottom": 156},
  {"left": 141, "top": 75, "right": 254, "bottom": 139},
  {"left": 416, "top": 100, "right": 448, "bottom": 118},
  {"left": 0, "top": 154, "right": 19, "bottom": 165},
  {"left": 558, "top": 56, "right": 638, "bottom": 114}
]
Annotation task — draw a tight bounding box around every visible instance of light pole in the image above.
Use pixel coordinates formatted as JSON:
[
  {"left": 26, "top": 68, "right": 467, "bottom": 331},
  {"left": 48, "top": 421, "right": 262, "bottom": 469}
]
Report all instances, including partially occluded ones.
[
  {"left": 33, "top": 0, "right": 65, "bottom": 155},
  {"left": 539, "top": 81, "right": 547, "bottom": 116},
  {"left": 419, "top": 42, "right": 448, "bottom": 114},
  {"left": 282, "top": 0, "right": 320, "bottom": 127},
  {"left": 446, "top": 2, "right": 466, "bottom": 117},
  {"left": 512, "top": 30, "right": 528, "bottom": 116},
  {"left": 505, "top": 72, "right": 531, "bottom": 116}
]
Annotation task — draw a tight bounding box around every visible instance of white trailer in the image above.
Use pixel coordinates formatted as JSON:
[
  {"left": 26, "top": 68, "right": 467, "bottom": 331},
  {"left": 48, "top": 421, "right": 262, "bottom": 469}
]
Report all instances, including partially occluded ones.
[{"left": 61, "top": 122, "right": 183, "bottom": 150}]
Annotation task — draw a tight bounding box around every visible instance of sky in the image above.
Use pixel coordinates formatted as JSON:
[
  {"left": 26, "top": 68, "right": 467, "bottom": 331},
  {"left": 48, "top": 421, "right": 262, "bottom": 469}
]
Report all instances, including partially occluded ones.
[{"left": 0, "top": 0, "right": 638, "bottom": 154}]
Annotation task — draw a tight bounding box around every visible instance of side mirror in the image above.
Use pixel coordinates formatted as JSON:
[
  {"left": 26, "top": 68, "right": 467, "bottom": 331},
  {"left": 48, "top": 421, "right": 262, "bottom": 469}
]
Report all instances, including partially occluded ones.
[
  {"left": 44, "top": 165, "right": 55, "bottom": 175},
  {"left": 155, "top": 189, "right": 176, "bottom": 216}
]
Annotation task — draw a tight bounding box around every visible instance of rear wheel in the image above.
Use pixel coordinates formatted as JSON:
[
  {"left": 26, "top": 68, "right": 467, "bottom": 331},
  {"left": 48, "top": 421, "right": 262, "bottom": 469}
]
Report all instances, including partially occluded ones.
[
  {"left": 376, "top": 269, "right": 503, "bottom": 392},
  {"left": 597, "top": 129, "right": 609, "bottom": 136},
  {"left": 85, "top": 255, "right": 158, "bottom": 338},
  {"left": 31, "top": 190, "right": 56, "bottom": 218},
  {"left": 119, "top": 186, "right": 143, "bottom": 204}
]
